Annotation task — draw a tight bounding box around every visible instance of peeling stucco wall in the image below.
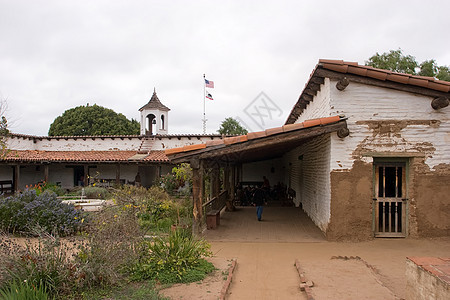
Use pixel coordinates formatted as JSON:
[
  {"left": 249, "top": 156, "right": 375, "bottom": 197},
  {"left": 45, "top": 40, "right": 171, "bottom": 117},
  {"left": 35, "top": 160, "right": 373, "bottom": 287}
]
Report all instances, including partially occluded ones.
[{"left": 293, "top": 79, "right": 450, "bottom": 240}]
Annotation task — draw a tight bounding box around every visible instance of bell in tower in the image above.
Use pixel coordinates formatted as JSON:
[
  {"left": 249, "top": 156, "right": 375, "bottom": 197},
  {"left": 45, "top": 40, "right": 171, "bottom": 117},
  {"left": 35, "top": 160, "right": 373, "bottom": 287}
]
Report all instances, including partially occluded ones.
[{"left": 139, "top": 89, "right": 170, "bottom": 135}]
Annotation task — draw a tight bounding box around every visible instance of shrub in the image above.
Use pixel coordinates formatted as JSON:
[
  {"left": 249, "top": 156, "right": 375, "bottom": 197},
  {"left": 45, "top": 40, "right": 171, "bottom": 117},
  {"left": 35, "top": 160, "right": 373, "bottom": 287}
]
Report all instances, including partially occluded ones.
[
  {"left": 0, "top": 190, "right": 84, "bottom": 236},
  {"left": 131, "top": 230, "right": 214, "bottom": 284},
  {"left": 160, "top": 163, "right": 192, "bottom": 196},
  {"left": 0, "top": 234, "right": 77, "bottom": 298},
  {"left": 0, "top": 280, "right": 50, "bottom": 300},
  {"left": 112, "top": 185, "right": 191, "bottom": 233},
  {"left": 26, "top": 181, "right": 65, "bottom": 196},
  {"left": 78, "top": 186, "right": 110, "bottom": 199},
  {"left": 74, "top": 201, "right": 143, "bottom": 289}
]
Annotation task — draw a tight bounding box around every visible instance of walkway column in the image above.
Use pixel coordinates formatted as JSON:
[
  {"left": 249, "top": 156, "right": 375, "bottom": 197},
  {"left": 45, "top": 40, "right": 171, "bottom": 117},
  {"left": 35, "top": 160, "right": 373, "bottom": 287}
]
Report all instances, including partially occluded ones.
[
  {"left": 211, "top": 167, "right": 220, "bottom": 199},
  {"left": 224, "top": 165, "right": 235, "bottom": 211},
  {"left": 191, "top": 159, "right": 204, "bottom": 234},
  {"left": 224, "top": 165, "right": 230, "bottom": 192},
  {"left": 231, "top": 165, "right": 236, "bottom": 199},
  {"left": 14, "top": 164, "right": 20, "bottom": 191},
  {"left": 115, "top": 164, "right": 120, "bottom": 186},
  {"left": 83, "top": 165, "right": 88, "bottom": 186},
  {"left": 44, "top": 165, "right": 49, "bottom": 183}
]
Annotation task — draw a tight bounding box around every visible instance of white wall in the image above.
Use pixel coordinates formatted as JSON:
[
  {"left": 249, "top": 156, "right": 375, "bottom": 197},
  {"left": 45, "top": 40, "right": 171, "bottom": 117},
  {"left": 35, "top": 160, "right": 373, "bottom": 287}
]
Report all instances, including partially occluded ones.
[
  {"left": 6, "top": 135, "right": 223, "bottom": 151},
  {"left": 283, "top": 134, "right": 331, "bottom": 231},
  {"left": 329, "top": 81, "right": 450, "bottom": 171},
  {"left": 242, "top": 158, "right": 285, "bottom": 185},
  {"left": 295, "top": 78, "right": 332, "bottom": 123}
]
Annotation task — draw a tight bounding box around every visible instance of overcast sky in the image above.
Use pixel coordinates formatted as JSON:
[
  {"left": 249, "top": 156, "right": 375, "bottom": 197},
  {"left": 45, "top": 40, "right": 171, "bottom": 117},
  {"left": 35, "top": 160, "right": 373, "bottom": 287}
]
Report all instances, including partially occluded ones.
[{"left": 1, "top": 0, "right": 449, "bottom": 136}]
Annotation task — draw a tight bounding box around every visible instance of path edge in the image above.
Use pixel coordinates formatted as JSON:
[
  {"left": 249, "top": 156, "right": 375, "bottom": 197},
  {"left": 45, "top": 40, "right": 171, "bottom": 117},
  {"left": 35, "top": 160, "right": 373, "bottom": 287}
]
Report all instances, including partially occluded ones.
[{"left": 219, "top": 259, "right": 237, "bottom": 300}]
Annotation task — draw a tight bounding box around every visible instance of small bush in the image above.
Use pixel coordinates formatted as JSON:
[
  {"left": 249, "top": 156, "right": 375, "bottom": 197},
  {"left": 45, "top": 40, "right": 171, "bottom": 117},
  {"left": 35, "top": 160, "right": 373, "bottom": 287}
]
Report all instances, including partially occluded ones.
[
  {"left": 131, "top": 230, "right": 213, "bottom": 284},
  {"left": 26, "top": 182, "right": 65, "bottom": 197},
  {"left": 112, "top": 185, "right": 191, "bottom": 234},
  {"left": 0, "top": 234, "right": 77, "bottom": 298},
  {"left": 74, "top": 201, "right": 143, "bottom": 290},
  {"left": 0, "top": 190, "right": 84, "bottom": 236},
  {"left": 0, "top": 280, "right": 50, "bottom": 300},
  {"left": 78, "top": 186, "right": 110, "bottom": 199}
]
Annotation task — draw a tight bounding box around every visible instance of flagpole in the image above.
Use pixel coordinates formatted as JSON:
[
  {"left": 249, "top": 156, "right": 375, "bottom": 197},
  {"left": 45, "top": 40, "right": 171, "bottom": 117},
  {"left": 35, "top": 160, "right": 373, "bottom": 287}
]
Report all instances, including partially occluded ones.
[{"left": 203, "top": 74, "right": 206, "bottom": 134}]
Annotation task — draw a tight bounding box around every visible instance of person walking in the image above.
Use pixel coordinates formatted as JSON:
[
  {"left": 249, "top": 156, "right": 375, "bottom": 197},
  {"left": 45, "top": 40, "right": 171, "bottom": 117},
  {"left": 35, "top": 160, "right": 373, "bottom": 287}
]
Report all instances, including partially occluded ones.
[{"left": 253, "top": 185, "right": 266, "bottom": 221}]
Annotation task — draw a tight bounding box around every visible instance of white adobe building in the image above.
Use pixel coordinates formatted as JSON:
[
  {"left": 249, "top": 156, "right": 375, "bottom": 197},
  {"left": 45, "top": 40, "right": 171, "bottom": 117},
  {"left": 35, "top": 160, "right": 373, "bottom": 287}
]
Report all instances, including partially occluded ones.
[
  {"left": 165, "top": 59, "right": 450, "bottom": 240},
  {"left": 0, "top": 91, "right": 223, "bottom": 191}
]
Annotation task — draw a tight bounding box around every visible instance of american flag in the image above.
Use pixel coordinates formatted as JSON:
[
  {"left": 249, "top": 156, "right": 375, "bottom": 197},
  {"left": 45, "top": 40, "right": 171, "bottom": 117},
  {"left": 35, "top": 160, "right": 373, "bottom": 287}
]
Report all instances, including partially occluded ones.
[{"left": 205, "top": 79, "right": 214, "bottom": 88}]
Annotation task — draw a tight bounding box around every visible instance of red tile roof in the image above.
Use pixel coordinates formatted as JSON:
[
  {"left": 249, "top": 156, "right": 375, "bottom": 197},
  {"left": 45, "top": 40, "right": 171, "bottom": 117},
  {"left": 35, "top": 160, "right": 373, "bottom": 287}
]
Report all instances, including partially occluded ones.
[
  {"left": 3, "top": 150, "right": 168, "bottom": 163},
  {"left": 165, "top": 115, "right": 343, "bottom": 157},
  {"left": 319, "top": 59, "right": 450, "bottom": 92},
  {"left": 286, "top": 59, "right": 450, "bottom": 124}
]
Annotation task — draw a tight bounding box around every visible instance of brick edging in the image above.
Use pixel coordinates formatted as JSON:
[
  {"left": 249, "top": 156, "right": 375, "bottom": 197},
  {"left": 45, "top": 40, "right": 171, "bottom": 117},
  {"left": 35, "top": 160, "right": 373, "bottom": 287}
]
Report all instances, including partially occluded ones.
[
  {"left": 219, "top": 259, "right": 237, "bottom": 300},
  {"left": 295, "top": 259, "right": 314, "bottom": 300}
]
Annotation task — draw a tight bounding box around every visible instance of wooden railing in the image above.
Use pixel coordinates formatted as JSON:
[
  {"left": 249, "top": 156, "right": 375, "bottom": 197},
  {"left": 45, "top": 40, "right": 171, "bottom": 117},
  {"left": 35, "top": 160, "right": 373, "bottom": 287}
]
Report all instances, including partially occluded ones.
[{"left": 202, "top": 190, "right": 228, "bottom": 215}]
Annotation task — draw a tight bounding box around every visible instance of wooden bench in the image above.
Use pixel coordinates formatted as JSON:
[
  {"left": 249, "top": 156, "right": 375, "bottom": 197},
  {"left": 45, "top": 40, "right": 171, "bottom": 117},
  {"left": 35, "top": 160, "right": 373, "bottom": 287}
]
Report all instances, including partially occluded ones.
[
  {"left": 0, "top": 180, "right": 13, "bottom": 194},
  {"left": 206, "top": 209, "right": 220, "bottom": 229}
]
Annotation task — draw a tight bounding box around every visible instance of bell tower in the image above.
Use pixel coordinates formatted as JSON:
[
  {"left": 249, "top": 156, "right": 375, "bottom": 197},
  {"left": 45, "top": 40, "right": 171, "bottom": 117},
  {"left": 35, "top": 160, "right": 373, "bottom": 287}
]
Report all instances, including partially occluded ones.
[{"left": 139, "top": 89, "right": 170, "bottom": 135}]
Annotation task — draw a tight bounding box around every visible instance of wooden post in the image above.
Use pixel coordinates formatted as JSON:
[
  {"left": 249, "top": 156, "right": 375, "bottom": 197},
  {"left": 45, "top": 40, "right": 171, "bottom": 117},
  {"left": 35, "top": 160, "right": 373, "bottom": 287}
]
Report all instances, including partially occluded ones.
[
  {"left": 231, "top": 165, "right": 236, "bottom": 200},
  {"left": 14, "top": 164, "right": 20, "bottom": 192},
  {"left": 44, "top": 165, "right": 49, "bottom": 183},
  {"left": 224, "top": 165, "right": 230, "bottom": 192},
  {"left": 83, "top": 165, "right": 88, "bottom": 186},
  {"left": 191, "top": 159, "right": 204, "bottom": 234},
  {"left": 224, "top": 165, "right": 235, "bottom": 211},
  {"left": 115, "top": 164, "right": 120, "bottom": 186},
  {"left": 211, "top": 167, "right": 220, "bottom": 198}
]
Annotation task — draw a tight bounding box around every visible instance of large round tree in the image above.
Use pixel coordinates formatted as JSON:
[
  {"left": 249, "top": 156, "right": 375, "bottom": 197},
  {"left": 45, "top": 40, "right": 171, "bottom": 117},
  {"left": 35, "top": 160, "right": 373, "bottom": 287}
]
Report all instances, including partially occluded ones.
[{"left": 48, "top": 104, "right": 140, "bottom": 136}]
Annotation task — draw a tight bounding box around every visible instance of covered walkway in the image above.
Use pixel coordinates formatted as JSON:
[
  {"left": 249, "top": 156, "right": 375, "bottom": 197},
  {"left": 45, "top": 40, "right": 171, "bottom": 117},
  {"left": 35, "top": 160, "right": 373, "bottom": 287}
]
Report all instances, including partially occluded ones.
[{"left": 204, "top": 206, "right": 325, "bottom": 243}]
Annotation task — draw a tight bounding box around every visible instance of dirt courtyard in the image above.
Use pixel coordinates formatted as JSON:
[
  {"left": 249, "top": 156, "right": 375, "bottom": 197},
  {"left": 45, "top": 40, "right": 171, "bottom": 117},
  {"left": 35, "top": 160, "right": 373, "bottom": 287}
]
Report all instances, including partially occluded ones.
[{"left": 200, "top": 207, "right": 449, "bottom": 299}]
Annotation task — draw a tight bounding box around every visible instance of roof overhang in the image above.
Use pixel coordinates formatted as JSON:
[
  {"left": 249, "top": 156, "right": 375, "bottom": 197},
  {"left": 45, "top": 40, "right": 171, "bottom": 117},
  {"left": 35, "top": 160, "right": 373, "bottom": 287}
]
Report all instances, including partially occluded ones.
[
  {"left": 167, "top": 117, "right": 348, "bottom": 165},
  {"left": 286, "top": 60, "right": 450, "bottom": 125}
]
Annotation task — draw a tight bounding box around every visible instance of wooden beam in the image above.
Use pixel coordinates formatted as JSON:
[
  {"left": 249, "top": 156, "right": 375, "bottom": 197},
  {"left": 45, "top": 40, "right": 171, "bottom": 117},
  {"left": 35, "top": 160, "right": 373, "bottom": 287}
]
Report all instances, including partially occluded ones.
[
  {"left": 336, "top": 77, "right": 350, "bottom": 91},
  {"left": 308, "top": 82, "right": 321, "bottom": 92},
  {"left": 431, "top": 97, "right": 449, "bottom": 110},
  {"left": 337, "top": 126, "right": 350, "bottom": 138},
  {"left": 301, "top": 94, "right": 313, "bottom": 103},
  {"left": 310, "top": 76, "right": 325, "bottom": 85},
  {"left": 199, "top": 121, "right": 347, "bottom": 161},
  {"left": 303, "top": 88, "right": 317, "bottom": 97}
]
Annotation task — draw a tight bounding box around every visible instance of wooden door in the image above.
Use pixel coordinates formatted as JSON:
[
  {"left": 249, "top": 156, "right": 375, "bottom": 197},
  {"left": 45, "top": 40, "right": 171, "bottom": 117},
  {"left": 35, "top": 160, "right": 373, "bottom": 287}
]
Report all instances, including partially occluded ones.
[{"left": 374, "top": 163, "right": 407, "bottom": 237}]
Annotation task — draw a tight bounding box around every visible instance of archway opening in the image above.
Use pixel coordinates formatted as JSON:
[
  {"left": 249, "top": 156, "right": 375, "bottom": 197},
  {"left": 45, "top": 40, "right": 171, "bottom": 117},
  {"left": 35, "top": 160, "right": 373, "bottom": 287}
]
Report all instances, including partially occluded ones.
[{"left": 146, "top": 114, "right": 156, "bottom": 135}]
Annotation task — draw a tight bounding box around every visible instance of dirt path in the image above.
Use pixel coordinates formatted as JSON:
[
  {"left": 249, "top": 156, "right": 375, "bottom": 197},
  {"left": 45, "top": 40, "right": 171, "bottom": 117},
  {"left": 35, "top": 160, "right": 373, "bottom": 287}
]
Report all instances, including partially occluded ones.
[{"left": 210, "top": 238, "right": 450, "bottom": 299}]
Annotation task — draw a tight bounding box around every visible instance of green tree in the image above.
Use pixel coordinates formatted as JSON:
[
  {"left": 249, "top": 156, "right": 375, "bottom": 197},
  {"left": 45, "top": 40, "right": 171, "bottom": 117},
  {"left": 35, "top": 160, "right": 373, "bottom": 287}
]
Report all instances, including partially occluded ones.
[
  {"left": 366, "top": 49, "right": 450, "bottom": 81},
  {"left": 217, "top": 117, "right": 248, "bottom": 135},
  {"left": 48, "top": 104, "right": 140, "bottom": 136},
  {"left": 366, "top": 49, "right": 418, "bottom": 75}
]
